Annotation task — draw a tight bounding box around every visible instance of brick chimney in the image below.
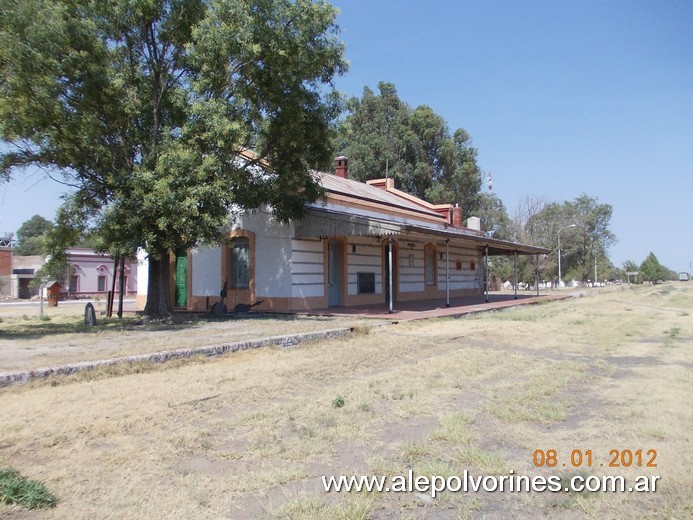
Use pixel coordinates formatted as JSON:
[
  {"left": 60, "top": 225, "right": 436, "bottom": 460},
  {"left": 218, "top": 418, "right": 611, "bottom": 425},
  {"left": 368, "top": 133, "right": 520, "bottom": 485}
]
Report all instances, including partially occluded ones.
[
  {"left": 334, "top": 156, "right": 348, "bottom": 178},
  {"left": 452, "top": 204, "right": 463, "bottom": 228}
]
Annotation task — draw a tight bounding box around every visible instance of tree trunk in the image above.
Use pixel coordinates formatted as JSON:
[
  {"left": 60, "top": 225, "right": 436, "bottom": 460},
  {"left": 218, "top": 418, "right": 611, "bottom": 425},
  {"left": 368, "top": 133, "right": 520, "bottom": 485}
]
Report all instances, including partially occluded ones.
[{"left": 143, "top": 253, "right": 173, "bottom": 317}]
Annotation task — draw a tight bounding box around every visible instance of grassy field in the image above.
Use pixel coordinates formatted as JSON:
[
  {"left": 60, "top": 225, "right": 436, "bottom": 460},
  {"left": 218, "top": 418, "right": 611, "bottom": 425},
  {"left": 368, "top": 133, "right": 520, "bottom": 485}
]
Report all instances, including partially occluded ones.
[
  {"left": 0, "top": 283, "right": 691, "bottom": 519},
  {"left": 0, "top": 303, "right": 365, "bottom": 372}
]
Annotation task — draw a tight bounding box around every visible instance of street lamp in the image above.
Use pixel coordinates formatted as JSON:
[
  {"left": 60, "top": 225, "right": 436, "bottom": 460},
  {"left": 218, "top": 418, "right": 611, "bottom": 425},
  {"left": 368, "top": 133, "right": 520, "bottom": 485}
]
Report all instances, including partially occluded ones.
[{"left": 557, "top": 224, "right": 577, "bottom": 287}]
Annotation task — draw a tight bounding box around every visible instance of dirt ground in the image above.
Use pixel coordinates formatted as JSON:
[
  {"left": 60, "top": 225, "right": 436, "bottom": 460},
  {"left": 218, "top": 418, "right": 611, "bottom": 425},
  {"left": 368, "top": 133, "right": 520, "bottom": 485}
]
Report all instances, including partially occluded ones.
[{"left": 0, "top": 283, "right": 691, "bottom": 519}]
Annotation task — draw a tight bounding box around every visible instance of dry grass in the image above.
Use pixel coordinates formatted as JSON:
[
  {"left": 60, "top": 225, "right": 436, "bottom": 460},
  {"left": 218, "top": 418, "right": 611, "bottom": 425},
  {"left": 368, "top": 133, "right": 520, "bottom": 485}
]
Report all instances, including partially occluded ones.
[
  {"left": 0, "top": 302, "right": 369, "bottom": 372},
  {"left": 0, "top": 283, "right": 691, "bottom": 518}
]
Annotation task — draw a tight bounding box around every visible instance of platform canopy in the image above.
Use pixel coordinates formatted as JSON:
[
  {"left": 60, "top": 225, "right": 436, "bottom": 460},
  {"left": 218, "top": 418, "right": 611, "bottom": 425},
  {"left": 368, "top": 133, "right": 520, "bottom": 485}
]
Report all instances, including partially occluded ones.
[{"left": 294, "top": 208, "right": 549, "bottom": 256}]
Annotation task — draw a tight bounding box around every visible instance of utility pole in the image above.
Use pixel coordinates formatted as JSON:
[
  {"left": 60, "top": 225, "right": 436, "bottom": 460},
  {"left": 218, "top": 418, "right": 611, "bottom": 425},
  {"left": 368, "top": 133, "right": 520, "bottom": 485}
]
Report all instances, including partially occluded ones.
[{"left": 557, "top": 224, "right": 576, "bottom": 287}]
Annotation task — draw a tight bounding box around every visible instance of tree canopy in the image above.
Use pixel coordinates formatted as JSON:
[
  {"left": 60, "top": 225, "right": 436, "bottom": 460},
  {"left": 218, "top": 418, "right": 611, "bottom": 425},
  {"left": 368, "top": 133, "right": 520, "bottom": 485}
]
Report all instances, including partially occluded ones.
[
  {"left": 639, "top": 252, "right": 667, "bottom": 283},
  {"left": 334, "top": 82, "right": 483, "bottom": 216},
  {"left": 13, "top": 215, "right": 53, "bottom": 256},
  {"left": 0, "top": 0, "right": 347, "bottom": 315},
  {"left": 505, "top": 194, "right": 618, "bottom": 284}
]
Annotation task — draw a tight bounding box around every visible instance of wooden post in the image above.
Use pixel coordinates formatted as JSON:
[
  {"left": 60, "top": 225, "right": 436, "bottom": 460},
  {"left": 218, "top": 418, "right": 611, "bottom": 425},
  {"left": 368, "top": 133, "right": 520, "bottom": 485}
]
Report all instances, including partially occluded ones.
[
  {"left": 117, "top": 257, "right": 125, "bottom": 318},
  {"left": 108, "top": 257, "right": 118, "bottom": 317},
  {"left": 514, "top": 251, "right": 518, "bottom": 300}
]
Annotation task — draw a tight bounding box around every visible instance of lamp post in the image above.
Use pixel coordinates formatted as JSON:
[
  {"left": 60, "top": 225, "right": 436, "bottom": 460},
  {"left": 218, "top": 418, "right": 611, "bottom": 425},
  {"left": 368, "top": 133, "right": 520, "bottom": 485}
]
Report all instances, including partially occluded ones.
[{"left": 557, "top": 224, "right": 576, "bottom": 287}]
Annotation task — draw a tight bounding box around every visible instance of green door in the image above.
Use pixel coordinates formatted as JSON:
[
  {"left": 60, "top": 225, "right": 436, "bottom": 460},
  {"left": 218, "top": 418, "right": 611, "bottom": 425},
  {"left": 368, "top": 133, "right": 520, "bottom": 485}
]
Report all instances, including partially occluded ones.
[{"left": 175, "top": 251, "right": 188, "bottom": 308}]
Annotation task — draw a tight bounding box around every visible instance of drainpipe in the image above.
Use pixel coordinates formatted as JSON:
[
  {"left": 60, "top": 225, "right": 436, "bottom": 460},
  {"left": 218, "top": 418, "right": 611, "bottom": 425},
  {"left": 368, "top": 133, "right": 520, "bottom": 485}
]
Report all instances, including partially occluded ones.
[
  {"left": 514, "top": 250, "right": 518, "bottom": 300},
  {"left": 445, "top": 239, "right": 450, "bottom": 308},
  {"left": 388, "top": 238, "right": 394, "bottom": 314},
  {"left": 484, "top": 246, "right": 489, "bottom": 303}
]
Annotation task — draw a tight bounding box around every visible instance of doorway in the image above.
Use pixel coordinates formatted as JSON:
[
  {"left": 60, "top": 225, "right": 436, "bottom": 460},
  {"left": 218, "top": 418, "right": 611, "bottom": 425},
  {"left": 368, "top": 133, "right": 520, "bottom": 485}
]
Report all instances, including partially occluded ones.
[
  {"left": 174, "top": 250, "right": 188, "bottom": 308},
  {"left": 327, "top": 239, "right": 343, "bottom": 307}
]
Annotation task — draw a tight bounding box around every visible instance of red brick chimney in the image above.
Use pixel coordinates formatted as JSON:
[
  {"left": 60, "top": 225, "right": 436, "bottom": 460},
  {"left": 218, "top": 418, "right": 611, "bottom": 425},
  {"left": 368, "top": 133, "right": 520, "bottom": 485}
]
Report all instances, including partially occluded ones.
[
  {"left": 334, "top": 156, "right": 348, "bottom": 178},
  {"left": 452, "top": 205, "right": 463, "bottom": 228}
]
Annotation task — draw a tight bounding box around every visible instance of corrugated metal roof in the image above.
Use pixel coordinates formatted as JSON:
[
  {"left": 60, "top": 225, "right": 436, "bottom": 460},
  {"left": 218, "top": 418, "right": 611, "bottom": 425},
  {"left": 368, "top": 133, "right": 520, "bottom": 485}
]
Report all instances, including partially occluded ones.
[
  {"left": 294, "top": 210, "right": 402, "bottom": 238},
  {"left": 313, "top": 172, "right": 443, "bottom": 219},
  {"left": 296, "top": 208, "right": 550, "bottom": 256},
  {"left": 402, "top": 222, "right": 550, "bottom": 255}
]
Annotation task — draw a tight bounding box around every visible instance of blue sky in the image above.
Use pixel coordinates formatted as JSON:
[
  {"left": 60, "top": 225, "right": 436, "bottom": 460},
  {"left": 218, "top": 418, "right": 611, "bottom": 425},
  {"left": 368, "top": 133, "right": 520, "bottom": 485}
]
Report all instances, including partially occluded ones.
[{"left": 1, "top": 0, "right": 692, "bottom": 272}]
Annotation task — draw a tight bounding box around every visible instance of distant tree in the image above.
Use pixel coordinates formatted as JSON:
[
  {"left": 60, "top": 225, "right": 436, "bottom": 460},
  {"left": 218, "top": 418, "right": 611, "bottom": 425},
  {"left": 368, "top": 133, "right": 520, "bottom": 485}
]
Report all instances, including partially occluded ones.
[
  {"left": 13, "top": 215, "right": 53, "bottom": 256},
  {"left": 475, "top": 193, "right": 512, "bottom": 241},
  {"left": 567, "top": 195, "right": 616, "bottom": 283},
  {"left": 598, "top": 257, "right": 621, "bottom": 283},
  {"left": 662, "top": 267, "right": 679, "bottom": 281},
  {"left": 622, "top": 260, "right": 639, "bottom": 273},
  {"left": 524, "top": 194, "right": 616, "bottom": 284},
  {"left": 335, "top": 82, "right": 483, "bottom": 215},
  {"left": 0, "top": 0, "right": 347, "bottom": 317},
  {"left": 512, "top": 195, "right": 548, "bottom": 243},
  {"left": 621, "top": 260, "right": 639, "bottom": 283},
  {"left": 639, "top": 252, "right": 668, "bottom": 283}
]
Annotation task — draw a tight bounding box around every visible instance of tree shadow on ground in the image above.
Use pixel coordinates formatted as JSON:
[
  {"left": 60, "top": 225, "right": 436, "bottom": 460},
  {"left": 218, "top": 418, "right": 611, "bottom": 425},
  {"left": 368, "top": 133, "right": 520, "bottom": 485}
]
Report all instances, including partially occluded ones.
[{"left": 0, "top": 311, "right": 313, "bottom": 341}]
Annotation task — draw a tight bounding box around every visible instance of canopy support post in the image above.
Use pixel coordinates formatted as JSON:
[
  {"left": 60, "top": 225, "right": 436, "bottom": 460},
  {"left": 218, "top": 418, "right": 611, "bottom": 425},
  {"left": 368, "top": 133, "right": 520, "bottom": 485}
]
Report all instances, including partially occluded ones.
[
  {"left": 445, "top": 239, "right": 450, "bottom": 308},
  {"left": 514, "top": 250, "right": 518, "bottom": 300},
  {"left": 484, "top": 246, "right": 489, "bottom": 303}
]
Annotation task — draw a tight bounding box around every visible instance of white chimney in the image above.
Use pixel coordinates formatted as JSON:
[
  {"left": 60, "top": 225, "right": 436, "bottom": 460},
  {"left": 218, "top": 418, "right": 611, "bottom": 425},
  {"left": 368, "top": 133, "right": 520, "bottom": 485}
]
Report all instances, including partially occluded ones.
[{"left": 467, "top": 216, "right": 481, "bottom": 231}]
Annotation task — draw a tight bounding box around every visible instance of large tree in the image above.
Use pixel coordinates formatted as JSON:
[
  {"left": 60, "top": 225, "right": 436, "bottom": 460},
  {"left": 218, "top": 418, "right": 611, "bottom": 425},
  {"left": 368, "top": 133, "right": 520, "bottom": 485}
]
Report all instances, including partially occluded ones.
[
  {"left": 334, "top": 82, "right": 482, "bottom": 215},
  {"left": 639, "top": 252, "right": 667, "bottom": 283},
  {"left": 0, "top": 0, "right": 346, "bottom": 316},
  {"left": 333, "top": 83, "right": 413, "bottom": 189},
  {"left": 13, "top": 215, "right": 53, "bottom": 256}
]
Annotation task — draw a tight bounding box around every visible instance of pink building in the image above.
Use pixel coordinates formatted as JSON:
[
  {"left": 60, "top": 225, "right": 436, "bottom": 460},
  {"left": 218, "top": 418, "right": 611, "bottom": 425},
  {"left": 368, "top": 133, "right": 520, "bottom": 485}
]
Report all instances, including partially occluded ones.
[
  {"left": 66, "top": 248, "right": 136, "bottom": 297},
  {"left": 8, "top": 248, "right": 136, "bottom": 299}
]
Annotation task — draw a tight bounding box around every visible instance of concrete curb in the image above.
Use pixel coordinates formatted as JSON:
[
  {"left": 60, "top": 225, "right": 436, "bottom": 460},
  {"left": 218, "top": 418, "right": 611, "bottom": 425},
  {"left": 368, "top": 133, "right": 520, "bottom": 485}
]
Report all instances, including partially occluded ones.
[
  {"left": 0, "top": 293, "right": 577, "bottom": 388},
  {"left": 0, "top": 327, "right": 352, "bottom": 388}
]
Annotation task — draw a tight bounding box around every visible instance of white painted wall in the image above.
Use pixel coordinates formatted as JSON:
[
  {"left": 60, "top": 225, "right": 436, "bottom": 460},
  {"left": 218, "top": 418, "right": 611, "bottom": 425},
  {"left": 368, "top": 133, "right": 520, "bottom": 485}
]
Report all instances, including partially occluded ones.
[
  {"left": 136, "top": 249, "right": 148, "bottom": 297},
  {"left": 346, "top": 238, "right": 382, "bottom": 296},
  {"left": 291, "top": 239, "right": 324, "bottom": 298},
  {"left": 236, "top": 209, "right": 293, "bottom": 298},
  {"left": 191, "top": 246, "right": 221, "bottom": 296},
  {"left": 439, "top": 245, "right": 482, "bottom": 290},
  {"left": 398, "top": 240, "right": 425, "bottom": 293},
  {"left": 137, "top": 205, "right": 484, "bottom": 303}
]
